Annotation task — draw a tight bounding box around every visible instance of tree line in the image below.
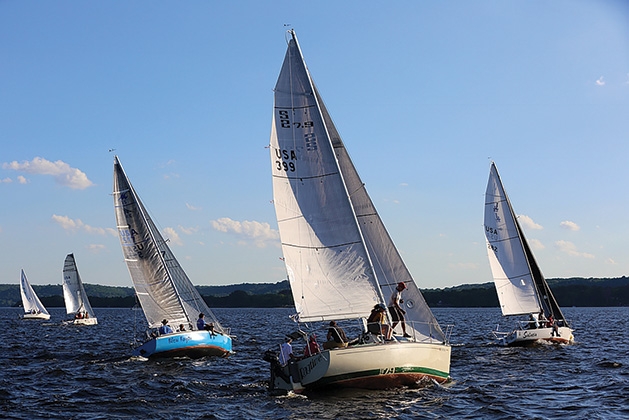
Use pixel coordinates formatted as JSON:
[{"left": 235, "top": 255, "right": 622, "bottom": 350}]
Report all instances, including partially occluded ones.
[{"left": 1, "top": 277, "right": 628, "bottom": 308}]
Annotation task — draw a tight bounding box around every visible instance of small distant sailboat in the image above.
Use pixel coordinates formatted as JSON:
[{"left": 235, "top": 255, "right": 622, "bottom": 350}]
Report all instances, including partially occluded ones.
[
  {"left": 62, "top": 253, "right": 98, "bottom": 325},
  {"left": 484, "top": 162, "right": 574, "bottom": 346},
  {"left": 20, "top": 269, "right": 51, "bottom": 320},
  {"left": 265, "top": 30, "right": 451, "bottom": 392},
  {"left": 112, "top": 156, "right": 232, "bottom": 359}
]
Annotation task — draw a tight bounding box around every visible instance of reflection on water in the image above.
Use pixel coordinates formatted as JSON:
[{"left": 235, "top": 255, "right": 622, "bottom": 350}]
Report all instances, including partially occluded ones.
[{"left": 0, "top": 307, "right": 627, "bottom": 419}]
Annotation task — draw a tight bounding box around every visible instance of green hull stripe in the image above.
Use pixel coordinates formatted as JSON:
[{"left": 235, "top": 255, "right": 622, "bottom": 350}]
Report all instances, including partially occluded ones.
[{"left": 315, "top": 366, "right": 449, "bottom": 386}]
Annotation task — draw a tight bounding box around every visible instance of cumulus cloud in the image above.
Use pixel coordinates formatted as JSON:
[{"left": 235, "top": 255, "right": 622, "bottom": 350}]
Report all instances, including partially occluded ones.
[
  {"left": 528, "top": 238, "right": 545, "bottom": 251},
  {"left": 3, "top": 157, "right": 94, "bottom": 189},
  {"left": 596, "top": 76, "right": 605, "bottom": 86},
  {"left": 163, "top": 227, "right": 183, "bottom": 246},
  {"left": 211, "top": 217, "right": 279, "bottom": 247},
  {"left": 560, "top": 220, "right": 580, "bottom": 231},
  {"left": 517, "top": 214, "right": 543, "bottom": 230},
  {"left": 52, "top": 215, "right": 117, "bottom": 236},
  {"left": 555, "top": 240, "right": 594, "bottom": 259},
  {"left": 1, "top": 177, "right": 12, "bottom": 183},
  {"left": 17, "top": 175, "right": 28, "bottom": 184}
]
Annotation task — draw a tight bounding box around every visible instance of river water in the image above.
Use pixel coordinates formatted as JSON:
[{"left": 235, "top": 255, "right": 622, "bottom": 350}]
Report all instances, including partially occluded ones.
[{"left": 0, "top": 306, "right": 627, "bottom": 419}]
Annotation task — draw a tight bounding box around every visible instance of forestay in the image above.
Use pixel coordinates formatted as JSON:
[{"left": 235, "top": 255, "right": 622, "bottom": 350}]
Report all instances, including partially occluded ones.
[
  {"left": 20, "top": 269, "right": 50, "bottom": 316},
  {"left": 112, "top": 156, "right": 224, "bottom": 332},
  {"left": 62, "top": 253, "right": 96, "bottom": 318},
  {"left": 484, "top": 162, "right": 541, "bottom": 316}
]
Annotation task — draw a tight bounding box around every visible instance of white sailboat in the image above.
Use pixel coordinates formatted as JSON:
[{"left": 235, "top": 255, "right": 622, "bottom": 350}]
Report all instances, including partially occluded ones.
[
  {"left": 20, "top": 269, "right": 51, "bottom": 320},
  {"left": 484, "top": 162, "right": 574, "bottom": 346},
  {"left": 113, "top": 156, "right": 232, "bottom": 358},
  {"left": 265, "top": 30, "right": 451, "bottom": 392},
  {"left": 62, "top": 253, "right": 98, "bottom": 325}
]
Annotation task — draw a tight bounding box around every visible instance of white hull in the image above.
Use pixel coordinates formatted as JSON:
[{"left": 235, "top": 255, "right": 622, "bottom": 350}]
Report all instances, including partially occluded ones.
[
  {"left": 22, "top": 313, "right": 51, "bottom": 320},
  {"left": 73, "top": 317, "right": 98, "bottom": 325},
  {"left": 495, "top": 326, "right": 574, "bottom": 346},
  {"left": 270, "top": 340, "right": 450, "bottom": 392}
]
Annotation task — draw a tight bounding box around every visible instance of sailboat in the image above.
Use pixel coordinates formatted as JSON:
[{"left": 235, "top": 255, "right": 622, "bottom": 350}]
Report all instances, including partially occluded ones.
[
  {"left": 112, "top": 156, "right": 232, "bottom": 358},
  {"left": 265, "top": 30, "right": 451, "bottom": 392},
  {"left": 20, "top": 269, "right": 51, "bottom": 320},
  {"left": 62, "top": 253, "right": 98, "bottom": 325},
  {"left": 484, "top": 162, "right": 574, "bottom": 346}
]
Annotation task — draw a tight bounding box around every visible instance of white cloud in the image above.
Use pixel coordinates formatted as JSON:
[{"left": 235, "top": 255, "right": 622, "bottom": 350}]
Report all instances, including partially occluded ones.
[
  {"left": 560, "top": 220, "right": 580, "bottom": 231},
  {"left": 1, "top": 177, "right": 12, "bottom": 183},
  {"left": 555, "top": 240, "right": 594, "bottom": 259},
  {"left": 86, "top": 244, "right": 106, "bottom": 253},
  {"left": 605, "top": 258, "right": 617, "bottom": 265},
  {"left": 52, "top": 215, "right": 117, "bottom": 236},
  {"left": 596, "top": 76, "right": 605, "bottom": 86},
  {"left": 178, "top": 225, "right": 199, "bottom": 235},
  {"left": 518, "top": 214, "right": 543, "bottom": 230},
  {"left": 3, "top": 157, "right": 94, "bottom": 189},
  {"left": 528, "top": 238, "right": 545, "bottom": 251},
  {"left": 211, "top": 217, "right": 279, "bottom": 247},
  {"left": 163, "top": 227, "right": 183, "bottom": 246},
  {"left": 186, "top": 203, "right": 201, "bottom": 211},
  {"left": 17, "top": 175, "right": 28, "bottom": 184}
]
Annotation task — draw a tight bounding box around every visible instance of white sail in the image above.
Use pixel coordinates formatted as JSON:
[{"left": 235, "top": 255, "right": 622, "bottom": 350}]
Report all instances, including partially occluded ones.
[
  {"left": 112, "top": 156, "right": 225, "bottom": 332},
  {"left": 314, "top": 84, "right": 445, "bottom": 342},
  {"left": 62, "top": 253, "right": 96, "bottom": 318},
  {"left": 270, "top": 33, "right": 382, "bottom": 322},
  {"left": 484, "top": 162, "right": 541, "bottom": 316},
  {"left": 270, "top": 31, "right": 444, "bottom": 344},
  {"left": 20, "top": 269, "right": 50, "bottom": 316}
]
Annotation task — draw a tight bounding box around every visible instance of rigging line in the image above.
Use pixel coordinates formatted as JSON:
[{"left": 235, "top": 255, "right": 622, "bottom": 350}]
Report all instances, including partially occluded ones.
[{"left": 272, "top": 171, "right": 340, "bottom": 182}]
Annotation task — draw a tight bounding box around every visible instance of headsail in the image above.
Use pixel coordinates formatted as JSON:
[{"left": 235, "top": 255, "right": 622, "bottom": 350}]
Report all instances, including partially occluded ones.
[
  {"left": 484, "top": 162, "right": 543, "bottom": 316},
  {"left": 270, "top": 31, "right": 444, "bottom": 342},
  {"left": 62, "top": 253, "right": 96, "bottom": 318},
  {"left": 20, "top": 269, "right": 50, "bottom": 316},
  {"left": 112, "top": 156, "right": 224, "bottom": 332}
]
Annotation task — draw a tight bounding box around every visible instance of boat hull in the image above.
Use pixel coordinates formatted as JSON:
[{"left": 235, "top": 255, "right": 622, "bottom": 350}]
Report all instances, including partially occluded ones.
[
  {"left": 269, "top": 341, "right": 451, "bottom": 392},
  {"left": 496, "top": 326, "right": 574, "bottom": 346},
  {"left": 22, "top": 313, "right": 50, "bottom": 320},
  {"left": 133, "top": 331, "right": 232, "bottom": 359},
  {"left": 73, "top": 317, "right": 98, "bottom": 325}
]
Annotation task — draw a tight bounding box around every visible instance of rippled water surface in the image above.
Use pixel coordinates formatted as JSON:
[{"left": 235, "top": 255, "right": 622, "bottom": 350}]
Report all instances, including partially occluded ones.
[{"left": 0, "top": 307, "right": 627, "bottom": 419}]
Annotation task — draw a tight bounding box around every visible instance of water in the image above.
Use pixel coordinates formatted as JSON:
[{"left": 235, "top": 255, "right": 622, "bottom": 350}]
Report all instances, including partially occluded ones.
[{"left": 0, "top": 307, "right": 627, "bottom": 419}]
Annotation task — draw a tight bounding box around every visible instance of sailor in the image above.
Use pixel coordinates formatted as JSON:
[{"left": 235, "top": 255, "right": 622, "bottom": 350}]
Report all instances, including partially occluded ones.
[{"left": 158, "top": 319, "right": 173, "bottom": 335}]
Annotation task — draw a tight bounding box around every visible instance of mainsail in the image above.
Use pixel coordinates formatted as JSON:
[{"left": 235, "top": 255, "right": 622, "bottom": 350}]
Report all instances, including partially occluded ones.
[
  {"left": 20, "top": 269, "right": 50, "bottom": 316},
  {"left": 112, "top": 156, "right": 224, "bottom": 332},
  {"left": 270, "top": 31, "right": 445, "bottom": 341},
  {"left": 62, "top": 253, "right": 96, "bottom": 318}
]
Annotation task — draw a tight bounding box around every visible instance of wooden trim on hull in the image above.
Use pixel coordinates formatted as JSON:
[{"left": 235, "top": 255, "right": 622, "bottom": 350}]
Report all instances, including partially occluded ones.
[{"left": 147, "top": 345, "right": 230, "bottom": 359}]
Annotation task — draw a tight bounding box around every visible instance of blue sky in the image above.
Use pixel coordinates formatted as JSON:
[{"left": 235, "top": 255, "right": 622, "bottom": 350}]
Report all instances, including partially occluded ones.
[{"left": 1, "top": 1, "right": 628, "bottom": 289}]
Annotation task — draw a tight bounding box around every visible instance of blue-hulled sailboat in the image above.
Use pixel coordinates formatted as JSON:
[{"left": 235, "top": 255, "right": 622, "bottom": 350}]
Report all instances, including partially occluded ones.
[{"left": 113, "top": 156, "right": 232, "bottom": 358}]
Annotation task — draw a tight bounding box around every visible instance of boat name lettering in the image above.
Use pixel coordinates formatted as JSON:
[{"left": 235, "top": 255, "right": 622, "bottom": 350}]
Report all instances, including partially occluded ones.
[
  {"left": 167, "top": 334, "right": 191, "bottom": 344},
  {"left": 299, "top": 354, "right": 323, "bottom": 377},
  {"left": 275, "top": 148, "right": 296, "bottom": 172},
  {"left": 278, "top": 110, "right": 314, "bottom": 129},
  {"left": 523, "top": 331, "right": 538, "bottom": 338},
  {"left": 379, "top": 367, "right": 396, "bottom": 375}
]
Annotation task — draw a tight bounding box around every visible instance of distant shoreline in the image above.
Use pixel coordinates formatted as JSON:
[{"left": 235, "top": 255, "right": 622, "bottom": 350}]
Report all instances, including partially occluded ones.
[{"left": 2, "top": 276, "right": 628, "bottom": 308}]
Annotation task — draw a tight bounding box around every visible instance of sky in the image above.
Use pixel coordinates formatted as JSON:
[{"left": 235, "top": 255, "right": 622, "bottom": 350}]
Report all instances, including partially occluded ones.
[{"left": 1, "top": 1, "right": 628, "bottom": 290}]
